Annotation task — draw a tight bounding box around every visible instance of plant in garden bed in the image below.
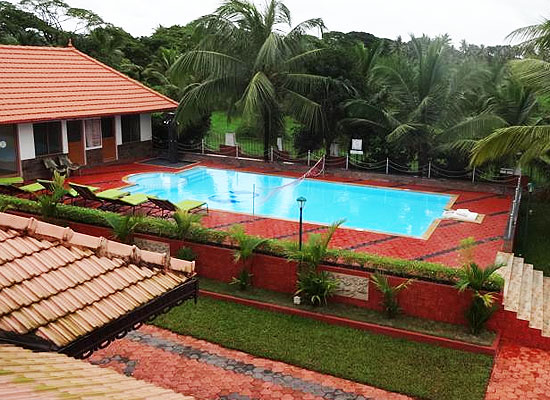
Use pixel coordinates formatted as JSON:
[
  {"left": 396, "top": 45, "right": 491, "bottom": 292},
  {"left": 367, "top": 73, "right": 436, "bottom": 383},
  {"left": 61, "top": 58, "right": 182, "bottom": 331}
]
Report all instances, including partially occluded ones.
[
  {"left": 455, "top": 238, "right": 502, "bottom": 334},
  {"left": 371, "top": 273, "right": 413, "bottom": 318},
  {"left": 285, "top": 220, "right": 344, "bottom": 306},
  {"left": 173, "top": 209, "right": 203, "bottom": 239},
  {"left": 176, "top": 246, "right": 197, "bottom": 261},
  {"left": 229, "top": 225, "right": 267, "bottom": 290},
  {"left": 105, "top": 214, "right": 144, "bottom": 244}
]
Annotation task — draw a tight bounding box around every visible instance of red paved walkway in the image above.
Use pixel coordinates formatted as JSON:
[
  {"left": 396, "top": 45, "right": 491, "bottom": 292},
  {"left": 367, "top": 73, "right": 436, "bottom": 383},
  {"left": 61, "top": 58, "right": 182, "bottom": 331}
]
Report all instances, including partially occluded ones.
[
  {"left": 89, "top": 325, "right": 411, "bottom": 400},
  {"left": 486, "top": 341, "right": 550, "bottom": 399},
  {"left": 70, "top": 161, "right": 512, "bottom": 268}
]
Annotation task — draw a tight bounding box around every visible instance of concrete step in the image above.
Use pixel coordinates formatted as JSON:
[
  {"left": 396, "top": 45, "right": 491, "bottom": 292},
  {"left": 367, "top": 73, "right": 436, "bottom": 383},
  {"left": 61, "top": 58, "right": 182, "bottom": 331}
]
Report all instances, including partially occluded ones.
[
  {"left": 530, "top": 269, "right": 544, "bottom": 330},
  {"left": 505, "top": 257, "right": 524, "bottom": 312},
  {"left": 496, "top": 252, "right": 514, "bottom": 299},
  {"left": 517, "top": 264, "right": 534, "bottom": 320},
  {"left": 543, "top": 278, "right": 550, "bottom": 337}
]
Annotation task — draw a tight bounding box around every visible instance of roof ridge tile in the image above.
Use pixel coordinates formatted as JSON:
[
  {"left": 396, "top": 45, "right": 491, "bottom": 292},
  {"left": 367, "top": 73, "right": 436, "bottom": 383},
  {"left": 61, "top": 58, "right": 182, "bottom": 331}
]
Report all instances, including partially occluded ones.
[{"left": 0, "top": 213, "right": 194, "bottom": 275}]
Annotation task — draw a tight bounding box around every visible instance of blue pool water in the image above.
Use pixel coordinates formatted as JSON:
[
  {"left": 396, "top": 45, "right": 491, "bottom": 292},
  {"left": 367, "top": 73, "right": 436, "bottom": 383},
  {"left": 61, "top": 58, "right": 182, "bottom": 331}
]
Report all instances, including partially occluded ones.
[{"left": 127, "top": 167, "right": 452, "bottom": 237}]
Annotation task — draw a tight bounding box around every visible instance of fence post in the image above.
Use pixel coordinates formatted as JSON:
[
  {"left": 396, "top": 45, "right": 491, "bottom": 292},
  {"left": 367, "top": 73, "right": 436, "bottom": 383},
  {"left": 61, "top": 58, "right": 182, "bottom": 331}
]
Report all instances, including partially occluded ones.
[
  {"left": 345, "top": 155, "right": 349, "bottom": 170},
  {"left": 471, "top": 166, "right": 476, "bottom": 183},
  {"left": 386, "top": 157, "right": 389, "bottom": 175},
  {"left": 201, "top": 139, "right": 205, "bottom": 154},
  {"left": 427, "top": 161, "right": 431, "bottom": 179},
  {"left": 307, "top": 150, "right": 311, "bottom": 166},
  {"left": 236, "top": 145, "right": 239, "bottom": 159},
  {"left": 270, "top": 146, "right": 274, "bottom": 163}
]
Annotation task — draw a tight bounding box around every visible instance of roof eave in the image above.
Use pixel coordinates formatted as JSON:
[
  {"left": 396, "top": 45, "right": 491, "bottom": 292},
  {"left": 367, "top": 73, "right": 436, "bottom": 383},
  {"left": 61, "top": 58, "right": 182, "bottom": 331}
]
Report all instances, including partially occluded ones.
[{"left": 59, "top": 277, "right": 198, "bottom": 359}]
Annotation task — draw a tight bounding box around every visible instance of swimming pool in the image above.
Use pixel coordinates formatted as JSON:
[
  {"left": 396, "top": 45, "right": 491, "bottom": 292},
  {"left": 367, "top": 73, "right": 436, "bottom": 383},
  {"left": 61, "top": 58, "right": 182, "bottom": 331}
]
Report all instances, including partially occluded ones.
[{"left": 126, "top": 167, "right": 455, "bottom": 238}]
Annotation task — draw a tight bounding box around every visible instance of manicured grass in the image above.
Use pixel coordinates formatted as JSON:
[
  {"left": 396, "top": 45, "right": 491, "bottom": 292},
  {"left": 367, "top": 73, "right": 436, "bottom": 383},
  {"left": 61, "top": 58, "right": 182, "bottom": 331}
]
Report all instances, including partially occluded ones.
[
  {"left": 200, "top": 278, "right": 496, "bottom": 346},
  {"left": 206, "top": 111, "right": 300, "bottom": 156},
  {"left": 154, "top": 296, "right": 493, "bottom": 400},
  {"left": 516, "top": 199, "right": 550, "bottom": 275}
]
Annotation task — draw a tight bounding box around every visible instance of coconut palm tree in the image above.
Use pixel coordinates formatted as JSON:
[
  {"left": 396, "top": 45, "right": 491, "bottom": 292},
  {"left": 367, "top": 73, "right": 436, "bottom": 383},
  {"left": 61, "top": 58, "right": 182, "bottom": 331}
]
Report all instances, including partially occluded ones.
[
  {"left": 143, "top": 48, "right": 183, "bottom": 100},
  {"left": 471, "top": 18, "right": 550, "bottom": 167},
  {"left": 170, "top": 0, "right": 329, "bottom": 160}
]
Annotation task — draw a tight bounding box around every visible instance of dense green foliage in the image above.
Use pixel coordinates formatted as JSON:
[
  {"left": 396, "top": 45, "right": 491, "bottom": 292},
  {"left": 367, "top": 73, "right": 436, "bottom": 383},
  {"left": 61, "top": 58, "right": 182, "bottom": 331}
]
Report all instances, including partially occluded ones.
[
  {"left": 4, "top": 0, "right": 549, "bottom": 173},
  {"left": 154, "top": 296, "right": 493, "bottom": 400}
]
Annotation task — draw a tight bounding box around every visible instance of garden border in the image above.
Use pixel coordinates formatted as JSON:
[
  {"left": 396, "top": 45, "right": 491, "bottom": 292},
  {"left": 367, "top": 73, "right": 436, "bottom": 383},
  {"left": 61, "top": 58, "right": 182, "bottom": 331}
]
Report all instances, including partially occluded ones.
[{"left": 200, "top": 290, "right": 500, "bottom": 355}]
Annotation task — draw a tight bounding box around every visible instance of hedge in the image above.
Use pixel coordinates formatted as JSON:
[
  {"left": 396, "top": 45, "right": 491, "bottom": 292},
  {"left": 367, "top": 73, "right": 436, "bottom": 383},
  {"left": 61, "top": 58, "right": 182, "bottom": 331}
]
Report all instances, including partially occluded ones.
[{"left": 0, "top": 194, "right": 503, "bottom": 290}]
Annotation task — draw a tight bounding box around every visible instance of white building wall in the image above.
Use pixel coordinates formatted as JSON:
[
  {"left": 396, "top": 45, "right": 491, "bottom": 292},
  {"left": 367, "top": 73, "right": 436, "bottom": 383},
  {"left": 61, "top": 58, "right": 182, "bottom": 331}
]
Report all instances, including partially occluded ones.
[
  {"left": 115, "top": 115, "right": 122, "bottom": 146},
  {"left": 17, "top": 123, "right": 35, "bottom": 160},
  {"left": 140, "top": 113, "right": 152, "bottom": 142},
  {"left": 61, "top": 120, "right": 68, "bottom": 154}
]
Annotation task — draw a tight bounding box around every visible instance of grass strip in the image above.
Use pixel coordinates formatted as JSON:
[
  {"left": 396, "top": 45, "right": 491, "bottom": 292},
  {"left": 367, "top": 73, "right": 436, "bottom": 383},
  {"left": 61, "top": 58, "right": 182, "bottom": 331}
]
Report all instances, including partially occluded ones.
[{"left": 154, "top": 296, "right": 493, "bottom": 400}]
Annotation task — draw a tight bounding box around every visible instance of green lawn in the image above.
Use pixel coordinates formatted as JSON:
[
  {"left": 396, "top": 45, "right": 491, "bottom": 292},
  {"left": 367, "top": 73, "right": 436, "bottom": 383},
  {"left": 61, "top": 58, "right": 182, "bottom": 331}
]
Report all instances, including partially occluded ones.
[
  {"left": 516, "top": 198, "right": 550, "bottom": 275},
  {"left": 206, "top": 111, "right": 301, "bottom": 156},
  {"left": 154, "top": 296, "right": 493, "bottom": 400}
]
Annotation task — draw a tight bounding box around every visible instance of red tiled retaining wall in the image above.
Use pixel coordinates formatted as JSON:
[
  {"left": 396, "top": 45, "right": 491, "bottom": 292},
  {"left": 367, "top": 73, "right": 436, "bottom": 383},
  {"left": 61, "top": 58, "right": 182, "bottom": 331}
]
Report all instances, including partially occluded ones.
[{"left": 50, "top": 219, "right": 550, "bottom": 350}]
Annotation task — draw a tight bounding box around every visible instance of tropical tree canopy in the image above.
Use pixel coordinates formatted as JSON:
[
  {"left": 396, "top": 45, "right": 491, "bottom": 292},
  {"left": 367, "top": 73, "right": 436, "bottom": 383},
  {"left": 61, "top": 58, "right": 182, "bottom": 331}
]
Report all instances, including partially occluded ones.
[{"left": 170, "top": 0, "right": 331, "bottom": 159}]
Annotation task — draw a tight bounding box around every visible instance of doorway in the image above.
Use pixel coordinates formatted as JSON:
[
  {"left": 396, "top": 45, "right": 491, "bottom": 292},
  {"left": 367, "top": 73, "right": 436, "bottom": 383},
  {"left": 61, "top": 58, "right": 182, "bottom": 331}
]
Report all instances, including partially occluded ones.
[
  {"left": 0, "top": 124, "right": 19, "bottom": 176},
  {"left": 67, "top": 120, "right": 85, "bottom": 165},
  {"left": 101, "top": 117, "right": 116, "bottom": 162}
]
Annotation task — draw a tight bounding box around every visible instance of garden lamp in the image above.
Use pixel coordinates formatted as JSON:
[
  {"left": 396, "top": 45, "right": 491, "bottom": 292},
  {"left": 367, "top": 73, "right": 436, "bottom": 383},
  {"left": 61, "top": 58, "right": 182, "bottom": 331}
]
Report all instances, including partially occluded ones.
[{"left": 297, "top": 196, "right": 307, "bottom": 250}]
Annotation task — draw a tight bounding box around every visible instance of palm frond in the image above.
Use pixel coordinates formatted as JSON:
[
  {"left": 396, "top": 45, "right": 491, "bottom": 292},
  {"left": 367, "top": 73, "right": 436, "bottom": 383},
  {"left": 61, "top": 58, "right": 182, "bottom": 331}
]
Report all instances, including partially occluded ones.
[
  {"left": 239, "top": 71, "right": 277, "bottom": 119},
  {"left": 471, "top": 125, "right": 550, "bottom": 166}
]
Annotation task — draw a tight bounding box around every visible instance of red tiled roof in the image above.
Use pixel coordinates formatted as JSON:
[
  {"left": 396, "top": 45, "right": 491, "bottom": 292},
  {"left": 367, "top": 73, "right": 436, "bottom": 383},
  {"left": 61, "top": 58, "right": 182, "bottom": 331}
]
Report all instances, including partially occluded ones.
[
  {"left": 0, "top": 344, "right": 193, "bottom": 400},
  {"left": 0, "top": 44, "right": 179, "bottom": 125},
  {"left": 0, "top": 212, "right": 195, "bottom": 350}
]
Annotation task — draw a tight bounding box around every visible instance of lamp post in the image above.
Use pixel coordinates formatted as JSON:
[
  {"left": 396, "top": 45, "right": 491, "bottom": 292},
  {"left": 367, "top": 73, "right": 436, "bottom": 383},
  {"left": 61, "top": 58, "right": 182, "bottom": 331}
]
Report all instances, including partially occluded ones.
[
  {"left": 297, "top": 196, "right": 307, "bottom": 250},
  {"left": 163, "top": 112, "right": 177, "bottom": 164}
]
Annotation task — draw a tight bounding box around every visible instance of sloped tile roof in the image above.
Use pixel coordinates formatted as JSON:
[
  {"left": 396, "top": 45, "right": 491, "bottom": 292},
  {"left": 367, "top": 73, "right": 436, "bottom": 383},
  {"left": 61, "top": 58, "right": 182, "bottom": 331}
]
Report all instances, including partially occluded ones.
[
  {"left": 0, "top": 344, "right": 193, "bottom": 399},
  {"left": 0, "top": 44, "right": 178, "bottom": 125},
  {"left": 0, "top": 212, "right": 194, "bottom": 349}
]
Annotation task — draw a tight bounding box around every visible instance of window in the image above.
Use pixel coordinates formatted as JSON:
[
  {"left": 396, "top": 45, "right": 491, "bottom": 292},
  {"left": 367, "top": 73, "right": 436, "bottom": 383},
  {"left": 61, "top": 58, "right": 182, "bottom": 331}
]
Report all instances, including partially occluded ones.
[
  {"left": 33, "top": 122, "right": 62, "bottom": 156},
  {"left": 84, "top": 119, "right": 102, "bottom": 149},
  {"left": 121, "top": 115, "right": 141, "bottom": 143},
  {"left": 101, "top": 117, "right": 114, "bottom": 138},
  {"left": 67, "top": 120, "right": 82, "bottom": 143}
]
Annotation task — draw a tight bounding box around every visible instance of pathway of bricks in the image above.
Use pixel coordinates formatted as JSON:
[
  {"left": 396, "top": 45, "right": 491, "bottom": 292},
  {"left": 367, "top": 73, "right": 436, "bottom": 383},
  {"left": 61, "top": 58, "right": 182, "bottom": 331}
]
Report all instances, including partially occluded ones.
[
  {"left": 485, "top": 341, "right": 550, "bottom": 399},
  {"left": 89, "top": 325, "right": 411, "bottom": 400}
]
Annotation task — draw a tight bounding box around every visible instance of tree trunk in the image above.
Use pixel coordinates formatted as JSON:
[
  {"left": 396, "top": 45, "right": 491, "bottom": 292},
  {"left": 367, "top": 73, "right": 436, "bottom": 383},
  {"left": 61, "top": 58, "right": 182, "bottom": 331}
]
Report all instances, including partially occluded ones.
[{"left": 263, "top": 110, "right": 271, "bottom": 162}]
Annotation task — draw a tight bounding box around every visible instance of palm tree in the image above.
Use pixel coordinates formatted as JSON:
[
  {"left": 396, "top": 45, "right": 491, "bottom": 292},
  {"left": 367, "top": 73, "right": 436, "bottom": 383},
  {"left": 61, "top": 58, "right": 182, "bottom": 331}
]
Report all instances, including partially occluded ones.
[
  {"left": 143, "top": 48, "right": 183, "bottom": 100},
  {"left": 471, "top": 19, "right": 550, "bottom": 167},
  {"left": 354, "top": 36, "right": 493, "bottom": 167},
  {"left": 170, "top": 0, "right": 329, "bottom": 160}
]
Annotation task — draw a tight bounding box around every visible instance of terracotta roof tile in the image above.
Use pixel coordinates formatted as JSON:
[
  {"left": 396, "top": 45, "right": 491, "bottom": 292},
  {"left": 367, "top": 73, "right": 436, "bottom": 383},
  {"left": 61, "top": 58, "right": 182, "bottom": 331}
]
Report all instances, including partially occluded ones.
[
  {"left": 0, "top": 213, "right": 195, "bottom": 348},
  {"left": 0, "top": 344, "right": 193, "bottom": 399},
  {"left": 0, "top": 45, "right": 178, "bottom": 124}
]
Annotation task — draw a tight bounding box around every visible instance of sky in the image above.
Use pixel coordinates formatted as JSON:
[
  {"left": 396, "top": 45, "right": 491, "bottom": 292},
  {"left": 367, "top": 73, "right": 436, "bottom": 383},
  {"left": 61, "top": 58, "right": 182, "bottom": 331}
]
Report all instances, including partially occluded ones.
[{"left": 21, "top": 0, "right": 550, "bottom": 46}]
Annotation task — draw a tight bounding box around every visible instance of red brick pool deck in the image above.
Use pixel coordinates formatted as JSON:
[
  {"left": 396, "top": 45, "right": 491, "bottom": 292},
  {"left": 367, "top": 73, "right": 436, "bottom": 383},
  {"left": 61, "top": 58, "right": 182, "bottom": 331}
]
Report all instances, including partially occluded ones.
[{"left": 70, "top": 160, "right": 513, "bottom": 267}]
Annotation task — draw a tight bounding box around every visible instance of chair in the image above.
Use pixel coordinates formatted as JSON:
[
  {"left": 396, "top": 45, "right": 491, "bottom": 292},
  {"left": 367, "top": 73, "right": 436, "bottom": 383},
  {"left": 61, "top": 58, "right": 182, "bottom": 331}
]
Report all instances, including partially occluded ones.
[
  {"left": 104, "top": 193, "right": 154, "bottom": 214},
  {"left": 0, "top": 177, "right": 24, "bottom": 194},
  {"left": 43, "top": 158, "right": 67, "bottom": 175},
  {"left": 149, "top": 198, "right": 208, "bottom": 217},
  {"left": 37, "top": 179, "right": 98, "bottom": 202},
  {"left": 69, "top": 183, "right": 129, "bottom": 207},
  {"left": 10, "top": 182, "right": 46, "bottom": 198},
  {"left": 58, "top": 155, "right": 81, "bottom": 176}
]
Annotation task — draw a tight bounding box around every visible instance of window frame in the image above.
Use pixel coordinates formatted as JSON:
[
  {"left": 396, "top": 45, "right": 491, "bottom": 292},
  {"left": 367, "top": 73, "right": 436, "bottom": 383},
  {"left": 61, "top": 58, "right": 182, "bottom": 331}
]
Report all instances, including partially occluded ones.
[
  {"left": 33, "top": 121, "right": 63, "bottom": 157},
  {"left": 121, "top": 114, "right": 141, "bottom": 144},
  {"left": 84, "top": 119, "right": 103, "bottom": 150}
]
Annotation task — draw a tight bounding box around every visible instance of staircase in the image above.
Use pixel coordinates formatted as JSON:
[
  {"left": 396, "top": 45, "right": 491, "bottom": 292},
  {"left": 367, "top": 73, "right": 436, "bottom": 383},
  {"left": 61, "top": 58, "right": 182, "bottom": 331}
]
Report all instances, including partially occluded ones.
[{"left": 496, "top": 252, "right": 549, "bottom": 337}]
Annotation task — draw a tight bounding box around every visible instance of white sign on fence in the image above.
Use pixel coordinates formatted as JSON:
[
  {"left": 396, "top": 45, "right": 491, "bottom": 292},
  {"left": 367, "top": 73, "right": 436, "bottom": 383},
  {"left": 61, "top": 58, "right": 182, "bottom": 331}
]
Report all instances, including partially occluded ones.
[
  {"left": 276, "top": 137, "right": 283, "bottom": 151},
  {"left": 350, "top": 138, "right": 363, "bottom": 155},
  {"left": 225, "top": 132, "right": 236, "bottom": 146}
]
